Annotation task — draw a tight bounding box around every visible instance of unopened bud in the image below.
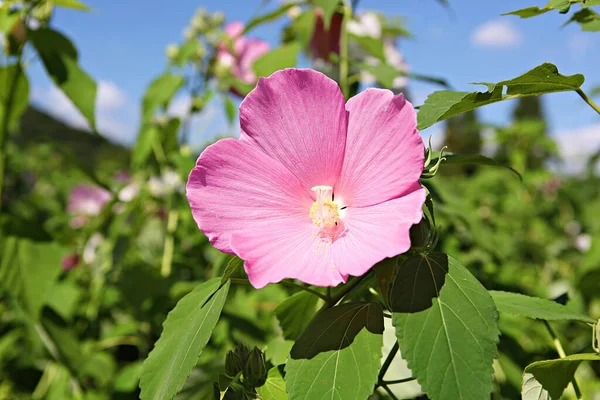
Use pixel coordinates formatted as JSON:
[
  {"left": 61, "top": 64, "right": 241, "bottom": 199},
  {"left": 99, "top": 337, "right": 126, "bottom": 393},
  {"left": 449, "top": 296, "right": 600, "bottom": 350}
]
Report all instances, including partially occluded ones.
[
  {"left": 191, "top": 97, "right": 205, "bottom": 113},
  {"left": 409, "top": 217, "right": 430, "bottom": 250},
  {"left": 183, "top": 27, "right": 195, "bottom": 41},
  {"left": 212, "top": 11, "right": 225, "bottom": 25},
  {"left": 242, "top": 347, "right": 267, "bottom": 388},
  {"left": 165, "top": 43, "right": 179, "bottom": 59},
  {"left": 225, "top": 351, "right": 245, "bottom": 377},
  {"left": 287, "top": 5, "right": 302, "bottom": 19}
]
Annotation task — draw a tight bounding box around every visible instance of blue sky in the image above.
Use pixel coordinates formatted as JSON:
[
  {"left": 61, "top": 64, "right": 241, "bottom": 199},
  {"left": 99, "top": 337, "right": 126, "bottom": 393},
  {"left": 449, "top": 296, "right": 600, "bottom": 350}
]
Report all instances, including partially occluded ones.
[{"left": 29, "top": 0, "right": 600, "bottom": 172}]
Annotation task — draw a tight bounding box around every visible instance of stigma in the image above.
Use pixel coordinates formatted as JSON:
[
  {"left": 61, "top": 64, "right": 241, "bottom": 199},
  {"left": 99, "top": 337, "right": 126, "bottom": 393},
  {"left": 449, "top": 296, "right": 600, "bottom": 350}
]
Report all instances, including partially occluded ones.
[{"left": 309, "top": 185, "right": 345, "bottom": 243}]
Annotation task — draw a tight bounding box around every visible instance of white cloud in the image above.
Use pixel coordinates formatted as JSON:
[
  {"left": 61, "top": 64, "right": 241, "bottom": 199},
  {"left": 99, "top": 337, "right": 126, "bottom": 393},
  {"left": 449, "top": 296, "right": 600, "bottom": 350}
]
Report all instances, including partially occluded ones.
[
  {"left": 552, "top": 123, "right": 600, "bottom": 174},
  {"left": 31, "top": 80, "right": 136, "bottom": 144},
  {"left": 471, "top": 20, "right": 521, "bottom": 48},
  {"left": 567, "top": 33, "right": 594, "bottom": 58}
]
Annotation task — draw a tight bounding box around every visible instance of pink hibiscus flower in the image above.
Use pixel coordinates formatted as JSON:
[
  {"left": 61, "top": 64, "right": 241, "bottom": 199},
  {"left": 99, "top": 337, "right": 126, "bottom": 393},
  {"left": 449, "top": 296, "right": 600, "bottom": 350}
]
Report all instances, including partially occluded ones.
[
  {"left": 67, "top": 184, "right": 112, "bottom": 228},
  {"left": 217, "top": 21, "right": 270, "bottom": 88},
  {"left": 187, "top": 69, "right": 425, "bottom": 288}
]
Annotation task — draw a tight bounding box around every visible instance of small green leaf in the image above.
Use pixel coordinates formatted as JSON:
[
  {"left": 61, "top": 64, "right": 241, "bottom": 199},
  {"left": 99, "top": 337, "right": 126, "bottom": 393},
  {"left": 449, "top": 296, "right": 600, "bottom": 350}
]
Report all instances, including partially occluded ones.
[
  {"left": 523, "top": 354, "right": 600, "bottom": 399},
  {"left": 139, "top": 279, "right": 230, "bottom": 400},
  {"left": 503, "top": 0, "right": 600, "bottom": 19},
  {"left": 52, "top": 0, "right": 91, "bottom": 10},
  {"left": 314, "top": 0, "right": 339, "bottom": 30},
  {"left": 285, "top": 302, "right": 384, "bottom": 400},
  {"left": 142, "top": 73, "right": 184, "bottom": 122},
  {"left": 288, "top": 10, "right": 317, "bottom": 47},
  {"left": 171, "top": 40, "right": 199, "bottom": 67},
  {"left": 256, "top": 367, "right": 288, "bottom": 400},
  {"left": 244, "top": 3, "right": 297, "bottom": 33},
  {"left": 351, "top": 34, "right": 385, "bottom": 60},
  {"left": 0, "top": 65, "right": 29, "bottom": 133},
  {"left": 437, "top": 153, "right": 522, "bottom": 180},
  {"left": 221, "top": 256, "right": 244, "bottom": 284},
  {"left": 253, "top": 43, "right": 300, "bottom": 79},
  {"left": 274, "top": 291, "right": 319, "bottom": 341},
  {"left": 30, "top": 28, "right": 97, "bottom": 130},
  {"left": 223, "top": 96, "right": 236, "bottom": 124},
  {"left": 391, "top": 253, "right": 500, "bottom": 400},
  {"left": 417, "top": 63, "right": 584, "bottom": 129},
  {"left": 490, "top": 291, "right": 595, "bottom": 324},
  {"left": 0, "top": 9, "right": 21, "bottom": 34},
  {"left": 115, "top": 361, "right": 143, "bottom": 393},
  {"left": 131, "top": 125, "right": 159, "bottom": 168},
  {"left": 503, "top": 6, "right": 553, "bottom": 18},
  {"left": 564, "top": 8, "right": 600, "bottom": 31}
]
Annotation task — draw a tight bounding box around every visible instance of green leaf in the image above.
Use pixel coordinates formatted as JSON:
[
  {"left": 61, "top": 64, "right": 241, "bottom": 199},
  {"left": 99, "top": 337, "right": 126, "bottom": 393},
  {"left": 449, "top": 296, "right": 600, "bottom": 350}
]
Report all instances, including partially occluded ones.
[
  {"left": 564, "top": 8, "right": 600, "bottom": 31},
  {"left": 0, "top": 9, "right": 21, "bottom": 34},
  {"left": 490, "top": 291, "right": 595, "bottom": 324},
  {"left": 522, "top": 372, "right": 550, "bottom": 400},
  {"left": 52, "top": 0, "right": 91, "bottom": 10},
  {"left": 523, "top": 354, "right": 600, "bottom": 399},
  {"left": 503, "top": 0, "right": 600, "bottom": 19},
  {"left": 417, "top": 63, "right": 584, "bottom": 129},
  {"left": 223, "top": 96, "right": 236, "bottom": 125},
  {"left": 274, "top": 291, "right": 319, "bottom": 341},
  {"left": 253, "top": 43, "right": 300, "bottom": 79},
  {"left": 47, "top": 282, "right": 81, "bottom": 321},
  {"left": 41, "top": 308, "right": 87, "bottom": 375},
  {"left": 139, "top": 279, "right": 230, "bottom": 400},
  {"left": 256, "top": 367, "right": 288, "bottom": 400},
  {"left": 285, "top": 302, "right": 384, "bottom": 400},
  {"left": 115, "top": 361, "right": 143, "bottom": 392},
  {"left": 30, "top": 28, "right": 97, "bottom": 130},
  {"left": 171, "top": 40, "right": 199, "bottom": 67},
  {"left": 288, "top": 10, "right": 317, "bottom": 47},
  {"left": 131, "top": 125, "right": 159, "bottom": 168},
  {"left": 221, "top": 256, "right": 244, "bottom": 284},
  {"left": 437, "top": 153, "right": 522, "bottom": 180},
  {"left": 314, "top": 0, "right": 339, "bottom": 30},
  {"left": 244, "top": 3, "right": 297, "bottom": 33},
  {"left": 142, "top": 73, "right": 184, "bottom": 122},
  {"left": 375, "top": 257, "right": 397, "bottom": 307},
  {"left": 351, "top": 34, "right": 385, "bottom": 60},
  {"left": 391, "top": 253, "right": 500, "bottom": 400},
  {"left": 0, "top": 65, "right": 29, "bottom": 133}
]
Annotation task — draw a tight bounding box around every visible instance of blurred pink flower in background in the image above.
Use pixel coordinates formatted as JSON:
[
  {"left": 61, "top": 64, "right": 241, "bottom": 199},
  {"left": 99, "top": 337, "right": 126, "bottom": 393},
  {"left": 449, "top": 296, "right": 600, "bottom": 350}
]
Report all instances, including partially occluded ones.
[
  {"left": 187, "top": 69, "right": 425, "bottom": 288},
  {"left": 309, "top": 10, "right": 343, "bottom": 61},
  {"left": 67, "top": 184, "right": 112, "bottom": 228},
  {"left": 217, "top": 21, "right": 270, "bottom": 89},
  {"left": 61, "top": 253, "right": 80, "bottom": 271}
]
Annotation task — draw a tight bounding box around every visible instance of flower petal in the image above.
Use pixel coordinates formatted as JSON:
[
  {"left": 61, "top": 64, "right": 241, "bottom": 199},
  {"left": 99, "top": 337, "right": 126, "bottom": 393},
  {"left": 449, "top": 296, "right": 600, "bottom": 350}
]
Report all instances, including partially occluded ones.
[
  {"left": 335, "top": 89, "right": 424, "bottom": 207},
  {"left": 333, "top": 188, "right": 426, "bottom": 277},
  {"left": 186, "top": 138, "right": 312, "bottom": 254},
  {"left": 229, "top": 218, "right": 348, "bottom": 288},
  {"left": 239, "top": 68, "right": 348, "bottom": 189}
]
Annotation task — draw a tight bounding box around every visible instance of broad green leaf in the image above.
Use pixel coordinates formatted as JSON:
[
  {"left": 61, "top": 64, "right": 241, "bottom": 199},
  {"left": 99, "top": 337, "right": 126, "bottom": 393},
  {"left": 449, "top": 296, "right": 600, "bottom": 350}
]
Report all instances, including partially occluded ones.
[
  {"left": 522, "top": 372, "right": 550, "bottom": 400},
  {"left": 0, "top": 65, "right": 29, "bottom": 133},
  {"left": 351, "top": 34, "right": 385, "bottom": 60},
  {"left": 391, "top": 253, "right": 500, "bottom": 400},
  {"left": 285, "top": 302, "right": 384, "bottom": 400},
  {"left": 314, "top": 0, "right": 339, "bottom": 30},
  {"left": 244, "top": 3, "right": 297, "bottom": 33},
  {"left": 131, "top": 125, "right": 159, "bottom": 168},
  {"left": 253, "top": 43, "right": 300, "bottom": 79},
  {"left": 288, "top": 10, "right": 317, "bottom": 47},
  {"left": 139, "top": 279, "right": 230, "bottom": 400},
  {"left": 47, "top": 282, "right": 81, "bottom": 321},
  {"left": 417, "top": 63, "right": 583, "bottom": 129},
  {"left": 142, "top": 73, "right": 184, "bottom": 121},
  {"left": 490, "top": 291, "right": 594, "bottom": 323},
  {"left": 30, "top": 28, "right": 97, "bottom": 130},
  {"left": 52, "top": 0, "right": 90, "bottom": 10},
  {"left": 274, "top": 291, "right": 319, "bottom": 340},
  {"left": 257, "top": 367, "right": 287, "bottom": 400},
  {"left": 564, "top": 8, "right": 600, "bottom": 31},
  {"left": 436, "top": 153, "right": 522, "bottom": 180},
  {"left": 523, "top": 354, "right": 600, "bottom": 399}
]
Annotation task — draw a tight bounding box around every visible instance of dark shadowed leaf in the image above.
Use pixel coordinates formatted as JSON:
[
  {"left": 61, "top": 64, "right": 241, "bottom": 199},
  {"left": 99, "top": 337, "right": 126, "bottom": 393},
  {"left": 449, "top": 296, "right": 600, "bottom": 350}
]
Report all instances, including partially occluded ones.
[
  {"left": 523, "top": 354, "right": 600, "bottom": 399},
  {"left": 30, "top": 28, "right": 97, "bottom": 130},
  {"left": 417, "top": 63, "right": 583, "bottom": 129},
  {"left": 436, "top": 153, "right": 522, "bottom": 180},
  {"left": 139, "top": 279, "right": 230, "bottom": 400},
  {"left": 285, "top": 302, "right": 384, "bottom": 400},
  {"left": 391, "top": 254, "right": 500, "bottom": 400},
  {"left": 274, "top": 291, "right": 319, "bottom": 341},
  {"left": 375, "top": 257, "right": 397, "bottom": 308},
  {"left": 490, "top": 291, "right": 594, "bottom": 323}
]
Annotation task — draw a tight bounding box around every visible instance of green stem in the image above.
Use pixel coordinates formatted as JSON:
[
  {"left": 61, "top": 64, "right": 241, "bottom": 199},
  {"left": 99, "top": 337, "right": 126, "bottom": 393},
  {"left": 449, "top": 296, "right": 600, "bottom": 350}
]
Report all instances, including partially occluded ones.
[
  {"left": 378, "top": 341, "right": 399, "bottom": 383},
  {"left": 339, "top": 2, "right": 351, "bottom": 100},
  {"left": 380, "top": 384, "right": 399, "bottom": 400},
  {"left": 543, "top": 321, "right": 583, "bottom": 399},
  {"left": 576, "top": 88, "right": 600, "bottom": 116},
  {"left": 161, "top": 209, "right": 179, "bottom": 277},
  {"left": 229, "top": 278, "right": 329, "bottom": 303}
]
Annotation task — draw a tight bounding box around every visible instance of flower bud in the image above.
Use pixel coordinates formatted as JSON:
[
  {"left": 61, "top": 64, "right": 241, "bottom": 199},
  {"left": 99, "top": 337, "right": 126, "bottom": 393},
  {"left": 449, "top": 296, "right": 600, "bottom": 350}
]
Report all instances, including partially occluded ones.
[
  {"left": 225, "top": 350, "right": 245, "bottom": 377},
  {"left": 165, "top": 43, "right": 179, "bottom": 59},
  {"left": 409, "top": 217, "right": 431, "bottom": 250},
  {"left": 183, "top": 27, "right": 195, "bottom": 41},
  {"left": 242, "top": 347, "right": 267, "bottom": 388},
  {"left": 212, "top": 11, "right": 225, "bottom": 25},
  {"left": 191, "top": 96, "right": 205, "bottom": 113}
]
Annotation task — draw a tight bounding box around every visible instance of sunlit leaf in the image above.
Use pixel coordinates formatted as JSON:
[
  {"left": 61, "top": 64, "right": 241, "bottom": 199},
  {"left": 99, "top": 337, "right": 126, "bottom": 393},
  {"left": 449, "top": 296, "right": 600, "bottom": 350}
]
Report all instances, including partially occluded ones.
[
  {"left": 253, "top": 43, "right": 300, "bottom": 79},
  {"left": 351, "top": 34, "right": 385, "bottom": 60},
  {"left": 417, "top": 63, "right": 584, "bottom": 129},
  {"left": 139, "top": 279, "right": 230, "bottom": 400},
  {"left": 285, "top": 302, "right": 384, "bottom": 400},
  {"left": 523, "top": 354, "right": 600, "bottom": 399},
  {"left": 522, "top": 372, "right": 550, "bottom": 400},
  {"left": 223, "top": 96, "right": 236, "bottom": 124},
  {"left": 274, "top": 291, "right": 319, "bottom": 341},
  {"left": 564, "top": 8, "right": 600, "bottom": 31},
  {"left": 391, "top": 253, "right": 500, "bottom": 400},
  {"left": 52, "top": 0, "right": 91, "bottom": 11},
  {"left": 256, "top": 367, "right": 287, "bottom": 400},
  {"left": 170, "top": 40, "right": 199, "bottom": 67},
  {"left": 490, "top": 291, "right": 594, "bottom": 323},
  {"left": 142, "top": 73, "right": 184, "bottom": 122},
  {"left": 244, "top": 2, "right": 297, "bottom": 33},
  {"left": 30, "top": 28, "right": 97, "bottom": 131}
]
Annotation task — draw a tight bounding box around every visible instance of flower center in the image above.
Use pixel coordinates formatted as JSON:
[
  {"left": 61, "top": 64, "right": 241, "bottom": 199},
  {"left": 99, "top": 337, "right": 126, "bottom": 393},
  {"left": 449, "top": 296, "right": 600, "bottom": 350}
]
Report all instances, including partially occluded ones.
[{"left": 309, "top": 185, "right": 345, "bottom": 243}]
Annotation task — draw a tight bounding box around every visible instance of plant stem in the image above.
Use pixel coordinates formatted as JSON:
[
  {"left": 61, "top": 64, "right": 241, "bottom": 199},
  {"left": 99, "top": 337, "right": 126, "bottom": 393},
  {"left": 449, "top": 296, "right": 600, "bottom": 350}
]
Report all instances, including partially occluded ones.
[
  {"left": 378, "top": 341, "right": 399, "bottom": 383},
  {"left": 543, "top": 321, "right": 583, "bottom": 399},
  {"left": 161, "top": 209, "right": 179, "bottom": 277},
  {"left": 339, "top": 1, "right": 351, "bottom": 100},
  {"left": 327, "top": 270, "right": 374, "bottom": 308},
  {"left": 576, "top": 88, "right": 600, "bottom": 116},
  {"left": 229, "top": 278, "right": 329, "bottom": 302},
  {"left": 380, "top": 384, "right": 399, "bottom": 400}
]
